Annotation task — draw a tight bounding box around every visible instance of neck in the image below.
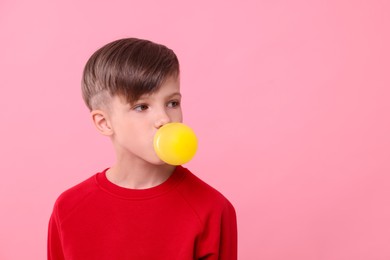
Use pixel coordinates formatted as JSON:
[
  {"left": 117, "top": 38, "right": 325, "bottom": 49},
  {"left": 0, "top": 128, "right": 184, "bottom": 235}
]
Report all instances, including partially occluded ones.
[{"left": 106, "top": 154, "right": 175, "bottom": 190}]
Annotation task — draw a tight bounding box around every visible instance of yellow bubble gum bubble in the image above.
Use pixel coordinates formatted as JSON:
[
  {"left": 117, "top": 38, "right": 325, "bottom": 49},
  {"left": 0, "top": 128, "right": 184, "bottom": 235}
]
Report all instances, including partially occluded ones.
[{"left": 154, "top": 123, "right": 198, "bottom": 165}]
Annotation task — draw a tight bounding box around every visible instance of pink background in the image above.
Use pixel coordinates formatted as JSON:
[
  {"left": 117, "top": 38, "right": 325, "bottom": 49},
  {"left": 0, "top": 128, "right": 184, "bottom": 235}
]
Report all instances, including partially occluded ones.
[{"left": 1, "top": 0, "right": 389, "bottom": 259}]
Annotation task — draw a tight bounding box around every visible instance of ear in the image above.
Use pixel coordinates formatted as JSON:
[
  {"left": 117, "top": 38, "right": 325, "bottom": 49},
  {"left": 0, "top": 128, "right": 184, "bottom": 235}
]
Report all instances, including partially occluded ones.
[{"left": 91, "top": 110, "right": 113, "bottom": 136}]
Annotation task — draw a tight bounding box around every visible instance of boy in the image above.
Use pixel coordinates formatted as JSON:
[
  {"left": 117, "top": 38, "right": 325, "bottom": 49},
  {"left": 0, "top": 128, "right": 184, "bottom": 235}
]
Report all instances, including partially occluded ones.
[{"left": 48, "top": 38, "right": 237, "bottom": 259}]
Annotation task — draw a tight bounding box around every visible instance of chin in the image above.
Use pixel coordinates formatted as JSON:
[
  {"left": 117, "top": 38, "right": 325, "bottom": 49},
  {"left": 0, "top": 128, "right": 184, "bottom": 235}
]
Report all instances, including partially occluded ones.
[
  {"left": 147, "top": 156, "right": 168, "bottom": 166},
  {"left": 152, "top": 160, "right": 167, "bottom": 166}
]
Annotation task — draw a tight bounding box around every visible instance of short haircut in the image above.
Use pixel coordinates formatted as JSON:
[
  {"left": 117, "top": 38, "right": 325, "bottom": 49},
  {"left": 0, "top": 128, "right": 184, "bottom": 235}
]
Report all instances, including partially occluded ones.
[{"left": 81, "top": 38, "right": 180, "bottom": 111}]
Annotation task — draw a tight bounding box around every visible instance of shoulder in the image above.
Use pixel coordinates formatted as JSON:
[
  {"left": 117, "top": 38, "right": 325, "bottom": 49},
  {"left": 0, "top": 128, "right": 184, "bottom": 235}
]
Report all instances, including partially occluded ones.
[
  {"left": 176, "top": 166, "right": 236, "bottom": 216},
  {"left": 175, "top": 168, "right": 238, "bottom": 258},
  {"left": 52, "top": 171, "right": 102, "bottom": 220}
]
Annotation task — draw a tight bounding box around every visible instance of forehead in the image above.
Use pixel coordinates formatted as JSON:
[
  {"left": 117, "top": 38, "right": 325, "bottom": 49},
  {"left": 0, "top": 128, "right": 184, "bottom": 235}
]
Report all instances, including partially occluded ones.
[{"left": 136, "top": 76, "right": 181, "bottom": 101}]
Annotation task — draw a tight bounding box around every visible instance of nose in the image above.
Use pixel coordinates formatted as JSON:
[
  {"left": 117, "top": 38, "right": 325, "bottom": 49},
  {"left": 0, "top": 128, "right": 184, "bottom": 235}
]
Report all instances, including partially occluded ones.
[{"left": 154, "top": 110, "right": 171, "bottom": 129}]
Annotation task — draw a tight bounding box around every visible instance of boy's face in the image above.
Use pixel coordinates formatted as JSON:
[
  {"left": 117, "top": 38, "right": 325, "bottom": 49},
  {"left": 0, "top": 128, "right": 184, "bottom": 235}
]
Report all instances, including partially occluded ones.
[{"left": 103, "top": 75, "right": 183, "bottom": 165}]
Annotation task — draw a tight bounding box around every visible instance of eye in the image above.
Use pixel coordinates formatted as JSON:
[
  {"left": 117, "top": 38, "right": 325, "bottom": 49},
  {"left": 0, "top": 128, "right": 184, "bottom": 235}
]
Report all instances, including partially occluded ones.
[
  {"left": 167, "top": 100, "right": 180, "bottom": 108},
  {"left": 133, "top": 104, "right": 149, "bottom": 112}
]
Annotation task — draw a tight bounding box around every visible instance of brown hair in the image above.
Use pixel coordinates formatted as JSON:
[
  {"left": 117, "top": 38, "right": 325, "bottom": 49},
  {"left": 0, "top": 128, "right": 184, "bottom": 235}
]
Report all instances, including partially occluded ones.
[{"left": 81, "top": 38, "right": 180, "bottom": 111}]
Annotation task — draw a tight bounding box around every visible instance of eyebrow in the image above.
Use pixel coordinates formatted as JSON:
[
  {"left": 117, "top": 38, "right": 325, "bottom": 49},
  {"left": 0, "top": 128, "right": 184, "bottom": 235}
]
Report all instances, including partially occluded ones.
[
  {"left": 167, "top": 92, "right": 182, "bottom": 98},
  {"left": 133, "top": 92, "right": 182, "bottom": 104}
]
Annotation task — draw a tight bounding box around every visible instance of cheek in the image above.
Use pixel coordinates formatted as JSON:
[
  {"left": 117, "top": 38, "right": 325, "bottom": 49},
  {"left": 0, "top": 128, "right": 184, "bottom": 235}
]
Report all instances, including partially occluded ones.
[{"left": 173, "top": 108, "right": 183, "bottom": 122}]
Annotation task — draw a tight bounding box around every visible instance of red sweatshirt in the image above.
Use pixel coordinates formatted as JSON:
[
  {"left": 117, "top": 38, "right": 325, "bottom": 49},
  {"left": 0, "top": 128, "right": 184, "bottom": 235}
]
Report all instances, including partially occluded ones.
[{"left": 48, "top": 166, "right": 237, "bottom": 259}]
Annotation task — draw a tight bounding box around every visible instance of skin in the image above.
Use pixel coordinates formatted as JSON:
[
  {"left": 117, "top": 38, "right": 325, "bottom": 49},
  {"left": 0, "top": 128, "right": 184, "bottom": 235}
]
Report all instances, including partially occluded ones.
[{"left": 91, "top": 75, "right": 183, "bottom": 189}]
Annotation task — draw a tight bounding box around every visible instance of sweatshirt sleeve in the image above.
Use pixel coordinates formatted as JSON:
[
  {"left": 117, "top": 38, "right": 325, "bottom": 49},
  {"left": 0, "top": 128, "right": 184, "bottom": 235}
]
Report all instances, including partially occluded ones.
[
  {"left": 48, "top": 206, "right": 65, "bottom": 260},
  {"left": 196, "top": 199, "right": 238, "bottom": 260},
  {"left": 218, "top": 200, "right": 238, "bottom": 259}
]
